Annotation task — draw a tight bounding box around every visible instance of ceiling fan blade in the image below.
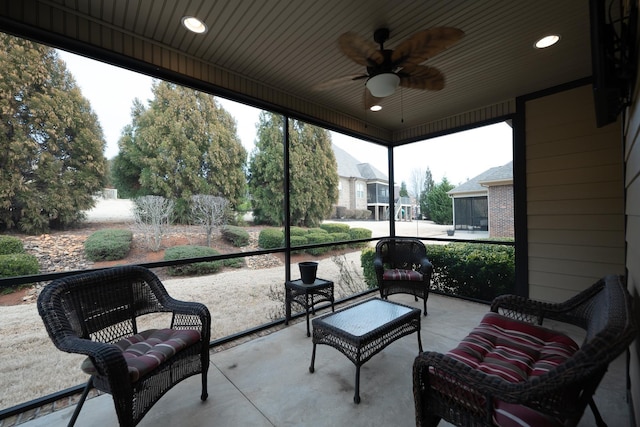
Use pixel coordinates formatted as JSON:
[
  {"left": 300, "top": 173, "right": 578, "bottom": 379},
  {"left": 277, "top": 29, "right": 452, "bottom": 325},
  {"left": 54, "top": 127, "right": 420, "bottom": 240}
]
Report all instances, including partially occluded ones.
[
  {"left": 339, "top": 32, "right": 384, "bottom": 67},
  {"left": 398, "top": 65, "right": 445, "bottom": 91},
  {"left": 391, "top": 27, "right": 465, "bottom": 66},
  {"left": 364, "top": 88, "right": 384, "bottom": 109},
  {"left": 313, "top": 74, "right": 367, "bottom": 91}
]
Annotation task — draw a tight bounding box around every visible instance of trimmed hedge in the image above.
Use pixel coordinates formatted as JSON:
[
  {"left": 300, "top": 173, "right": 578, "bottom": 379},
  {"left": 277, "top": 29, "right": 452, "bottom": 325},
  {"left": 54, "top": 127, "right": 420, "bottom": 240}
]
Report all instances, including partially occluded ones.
[
  {"left": 0, "top": 253, "right": 39, "bottom": 277},
  {"left": 306, "top": 232, "right": 334, "bottom": 255},
  {"left": 0, "top": 236, "right": 25, "bottom": 255},
  {"left": 426, "top": 242, "right": 515, "bottom": 301},
  {"left": 320, "top": 223, "right": 350, "bottom": 233},
  {"left": 84, "top": 229, "right": 133, "bottom": 261},
  {"left": 360, "top": 248, "right": 377, "bottom": 289},
  {"left": 289, "top": 226, "right": 308, "bottom": 236},
  {"left": 348, "top": 227, "right": 372, "bottom": 248},
  {"left": 222, "top": 225, "right": 250, "bottom": 247},
  {"left": 164, "top": 245, "right": 223, "bottom": 276},
  {"left": 258, "top": 228, "right": 284, "bottom": 249}
]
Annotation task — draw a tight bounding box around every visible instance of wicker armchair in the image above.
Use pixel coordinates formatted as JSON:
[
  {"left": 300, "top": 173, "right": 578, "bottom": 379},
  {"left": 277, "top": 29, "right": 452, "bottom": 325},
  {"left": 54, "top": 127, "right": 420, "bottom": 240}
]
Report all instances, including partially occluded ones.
[
  {"left": 37, "top": 265, "right": 211, "bottom": 427},
  {"left": 374, "top": 237, "right": 433, "bottom": 315},
  {"left": 413, "top": 275, "right": 636, "bottom": 427}
]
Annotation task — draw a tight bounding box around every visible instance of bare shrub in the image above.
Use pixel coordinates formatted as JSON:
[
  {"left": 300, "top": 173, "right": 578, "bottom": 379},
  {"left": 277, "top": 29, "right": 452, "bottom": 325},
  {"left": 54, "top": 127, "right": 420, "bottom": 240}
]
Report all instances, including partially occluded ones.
[
  {"left": 132, "top": 195, "right": 174, "bottom": 251},
  {"left": 332, "top": 254, "right": 368, "bottom": 298},
  {"left": 191, "top": 195, "right": 229, "bottom": 246}
]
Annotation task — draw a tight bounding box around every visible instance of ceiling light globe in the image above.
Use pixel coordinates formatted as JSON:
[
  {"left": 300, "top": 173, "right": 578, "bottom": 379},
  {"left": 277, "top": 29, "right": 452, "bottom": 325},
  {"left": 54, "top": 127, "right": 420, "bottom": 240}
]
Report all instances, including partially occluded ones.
[
  {"left": 366, "top": 73, "right": 400, "bottom": 97},
  {"left": 370, "top": 105, "right": 382, "bottom": 112},
  {"left": 182, "top": 16, "right": 208, "bottom": 34},
  {"left": 534, "top": 34, "right": 560, "bottom": 49}
]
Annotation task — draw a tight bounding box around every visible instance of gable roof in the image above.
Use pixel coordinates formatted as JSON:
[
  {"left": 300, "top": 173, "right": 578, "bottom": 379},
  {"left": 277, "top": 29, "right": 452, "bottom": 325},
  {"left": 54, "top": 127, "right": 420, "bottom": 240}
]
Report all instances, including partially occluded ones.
[
  {"left": 332, "top": 144, "right": 388, "bottom": 182},
  {"left": 448, "top": 161, "right": 513, "bottom": 195}
]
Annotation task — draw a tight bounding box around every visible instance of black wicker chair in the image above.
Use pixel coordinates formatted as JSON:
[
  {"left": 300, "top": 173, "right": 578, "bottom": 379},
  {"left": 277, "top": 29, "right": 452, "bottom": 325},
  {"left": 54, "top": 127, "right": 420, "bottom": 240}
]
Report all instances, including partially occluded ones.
[
  {"left": 37, "top": 265, "right": 211, "bottom": 427},
  {"left": 374, "top": 237, "right": 433, "bottom": 315},
  {"left": 413, "top": 275, "right": 636, "bottom": 427}
]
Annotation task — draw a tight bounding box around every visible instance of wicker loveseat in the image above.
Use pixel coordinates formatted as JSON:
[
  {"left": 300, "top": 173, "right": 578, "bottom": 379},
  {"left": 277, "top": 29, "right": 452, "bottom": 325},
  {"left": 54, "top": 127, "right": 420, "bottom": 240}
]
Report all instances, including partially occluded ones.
[
  {"left": 413, "top": 275, "right": 636, "bottom": 427},
  {"left": 374, "top": 237, "right": 433, "bottom": 315},
  {"left": 37, "top": 265, "right": 211, "bottom": 427}
]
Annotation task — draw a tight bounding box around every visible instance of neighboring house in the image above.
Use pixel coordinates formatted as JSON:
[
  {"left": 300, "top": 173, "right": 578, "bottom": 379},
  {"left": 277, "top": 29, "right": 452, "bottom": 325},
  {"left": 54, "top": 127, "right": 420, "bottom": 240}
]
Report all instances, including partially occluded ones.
[
  {"left": 448, "top": 161, "right": 514, "bottom": 238},
  {"left": 333, "top": 144, "right": 412, "bottom": 221}
]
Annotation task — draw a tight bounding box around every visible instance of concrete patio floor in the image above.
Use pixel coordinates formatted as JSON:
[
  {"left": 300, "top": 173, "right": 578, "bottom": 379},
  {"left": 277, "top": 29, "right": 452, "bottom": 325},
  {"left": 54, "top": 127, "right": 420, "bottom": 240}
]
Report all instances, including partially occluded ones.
[{"left": 19, "top": 293, "right": 631, "bottom": 427}]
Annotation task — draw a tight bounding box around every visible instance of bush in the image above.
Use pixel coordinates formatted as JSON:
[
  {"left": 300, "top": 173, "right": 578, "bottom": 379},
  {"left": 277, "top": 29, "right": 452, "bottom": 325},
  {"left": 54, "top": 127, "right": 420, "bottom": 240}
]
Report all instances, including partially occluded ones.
[
  {"left": 320, "top": 223, "right": 350, "bottom": 233},
  {"left": 426, "top": 242, "right": 515, "bottom": 301},
  {"left": 289, "top": 226, "right": 308, "bottom": 236},
  {"left": 258, "top": 228, "right": 284, "bottom": 249},
  {"left": 290, "top": 235, "right": 308, "bottom": 251},
  {"left": 164, "top": 245, "right": 223, "bottom": 276},
  {"left": 84, "top": 229, "right": 133, "bottom": 261},
  {"left": 360, "top": 248, "right": 377, "bottom": 289},
  {"left": 349, "top": 227, "right": 372, "bottom": 248},
  {"left": 222, "top": 225, "right": 250, "bottom": 247},
  {"left": 0, "top": 253, "right": 39, "bottom": 277},
  {"left": 335, "top": 206, "right": 347, "bottom": 219},
  {"left": 0, "top": 236, "right": 25, "bottom": 255},
  {"left": 305, "top": 232, "right": 334, "bottom": 255},
  {"left": 307, "top": 227, "right": 327, "bottom": 234},
  {"left": 356, "top": 209, "right": 371, "bottom": 220},
  {"left": 223, "top": 256, "right": 245, "bottom": 268}
]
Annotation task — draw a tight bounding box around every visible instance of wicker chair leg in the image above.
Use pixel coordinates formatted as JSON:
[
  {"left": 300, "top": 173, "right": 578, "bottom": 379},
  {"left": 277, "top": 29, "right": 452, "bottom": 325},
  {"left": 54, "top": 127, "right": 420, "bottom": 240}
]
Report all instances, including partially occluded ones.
[
  {"left": 201, "top": 370, "right": 208, "bottom": 401},
  {"left": 68, "top": 376, "right": 93, "bottom": 427},
  {"left": 589, "top": 398, "right": 607, "bottom": 427}
]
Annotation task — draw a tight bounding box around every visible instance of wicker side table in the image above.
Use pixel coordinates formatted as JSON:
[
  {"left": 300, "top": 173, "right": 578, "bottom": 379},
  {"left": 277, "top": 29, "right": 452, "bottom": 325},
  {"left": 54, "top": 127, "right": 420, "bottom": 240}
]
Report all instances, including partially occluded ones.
[
  {"left": 309, "top": 298, "right": 422, "bottom": 403},
  {"left": 285, "top": 278, "right": 335, "bottom": 337}
]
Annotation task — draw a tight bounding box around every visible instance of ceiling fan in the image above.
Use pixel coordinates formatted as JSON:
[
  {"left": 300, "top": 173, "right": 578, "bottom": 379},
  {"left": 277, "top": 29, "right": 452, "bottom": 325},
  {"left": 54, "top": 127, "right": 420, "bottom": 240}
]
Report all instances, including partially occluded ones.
[{"left": 315, "top": 27, "right": 465, "bottom": 107}]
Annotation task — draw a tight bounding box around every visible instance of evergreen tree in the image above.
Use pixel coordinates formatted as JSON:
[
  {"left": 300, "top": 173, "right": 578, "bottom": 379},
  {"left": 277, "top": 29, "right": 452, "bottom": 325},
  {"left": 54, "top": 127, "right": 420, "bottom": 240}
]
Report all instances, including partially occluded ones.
[
  {"left": 0, "top": 34, "right": 107, "bottom": 233},
  {"left": 248, "top": 112, "right": 338, "bottom": 227},
  {"left": 427, "top": 177, "right": 454, "bottom": 225},
  {"left": 419, "top": 168, "right": 435, "bottom": 219},
  {"left": 112, "top": 82, "right": 247, "bottom": 221},
  {"left": 399, "top": 181, "right": 409, "bottom": 197}
]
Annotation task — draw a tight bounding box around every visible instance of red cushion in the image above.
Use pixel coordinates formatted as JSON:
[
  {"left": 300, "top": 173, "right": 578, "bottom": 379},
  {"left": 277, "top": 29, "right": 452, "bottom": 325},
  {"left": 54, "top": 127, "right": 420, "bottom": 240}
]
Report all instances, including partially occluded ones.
[
  {"left": 448, "top": 313, "right": 578, "bottom": 383},
  {"left": 81, "top": 328, "right": 202, "bottom": 382},
  {"left": 442, "top": 313, "right": 579, "bottom": 426},
  {"left": 382, "top": 268, "right": 422, "bottom": 281}
]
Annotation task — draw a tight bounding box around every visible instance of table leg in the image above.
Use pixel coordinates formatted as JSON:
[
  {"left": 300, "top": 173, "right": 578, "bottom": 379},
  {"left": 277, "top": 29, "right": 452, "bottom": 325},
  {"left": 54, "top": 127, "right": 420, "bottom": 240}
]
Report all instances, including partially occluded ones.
[
  {"left": 309, "top": 343, "right": 317, "bottom": 373},
  {"left": 417, "top": 328, "right": 423, "bottom": 353},
  {"left": 354, "top": 365, "right": 361, "bottom": 404},
  {"left": 285, "top": 288, "right": 291, "bottom": 325},
  {"left": 305, "top": 292, "right": 311, "bottom": 337}
]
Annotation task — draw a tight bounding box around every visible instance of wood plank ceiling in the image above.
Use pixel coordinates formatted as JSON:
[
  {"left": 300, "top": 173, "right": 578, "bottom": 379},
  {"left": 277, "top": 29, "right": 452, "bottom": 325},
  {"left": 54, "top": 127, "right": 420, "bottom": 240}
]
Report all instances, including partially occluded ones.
[{"left": 0, "top": 0, "right": 592, "bottom": 145}]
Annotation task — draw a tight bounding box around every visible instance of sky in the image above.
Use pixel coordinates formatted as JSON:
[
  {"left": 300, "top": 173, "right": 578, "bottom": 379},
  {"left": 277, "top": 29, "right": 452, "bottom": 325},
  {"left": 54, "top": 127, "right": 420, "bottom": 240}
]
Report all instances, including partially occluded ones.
[{"left": 57, "top": 50, "right": 512, "bottom": 188}]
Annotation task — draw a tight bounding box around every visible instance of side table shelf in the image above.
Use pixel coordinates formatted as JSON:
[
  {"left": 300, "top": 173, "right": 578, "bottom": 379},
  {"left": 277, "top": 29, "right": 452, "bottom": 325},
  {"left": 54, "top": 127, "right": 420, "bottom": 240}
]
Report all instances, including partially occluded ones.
[{"left": 285, "top": 278, "right": 335, "bottom": 337}]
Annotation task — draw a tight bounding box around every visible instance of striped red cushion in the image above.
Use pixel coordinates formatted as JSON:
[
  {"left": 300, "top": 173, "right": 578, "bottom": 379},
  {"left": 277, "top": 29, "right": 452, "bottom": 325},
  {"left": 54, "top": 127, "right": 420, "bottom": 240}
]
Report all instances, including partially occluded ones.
[
  {"left": 442, "top": 313, "right": 579, "bottom": 426},
  {"left": 81, "top": 328, "right": 201, "bottom": 382},
  {"left": 448, "top": 312, "right": 578, "bottom": 383},
  {"left": 382, "top": 268, "right": 423, "bottom": 281}
]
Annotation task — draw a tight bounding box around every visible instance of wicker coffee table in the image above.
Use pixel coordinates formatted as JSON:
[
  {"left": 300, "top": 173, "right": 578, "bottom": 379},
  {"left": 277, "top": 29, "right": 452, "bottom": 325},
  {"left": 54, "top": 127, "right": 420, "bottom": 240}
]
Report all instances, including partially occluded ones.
[{"left": 309, "top": 298, "right": 422, "bottom": 403}]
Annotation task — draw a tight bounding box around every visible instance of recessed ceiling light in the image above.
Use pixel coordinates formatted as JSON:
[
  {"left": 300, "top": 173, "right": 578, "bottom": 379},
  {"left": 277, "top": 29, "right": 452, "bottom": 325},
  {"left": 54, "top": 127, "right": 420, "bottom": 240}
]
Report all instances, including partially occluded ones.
[
  {"left": 534, "top": 34, "right": 560, "bottom": 49},
  {"left": 182, "top": 16, "right": 208, "bottom": 34},
  {"left": 370, "top": 105, "right": 382, "bottom": 112}
]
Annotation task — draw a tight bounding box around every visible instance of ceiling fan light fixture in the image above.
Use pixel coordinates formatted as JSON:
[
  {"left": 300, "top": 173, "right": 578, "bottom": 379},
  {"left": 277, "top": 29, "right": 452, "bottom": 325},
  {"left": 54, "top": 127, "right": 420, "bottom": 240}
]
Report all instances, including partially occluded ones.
[
  {"left": 366, "top": 73, "right": 400, "bottom": 97},
  {"left": 534, "top": 34, "right": 560, "bottom": 49},
  {"left": 370, "top": 105, "right": 382, "bottom": 112},
  {"left": 182, "top": 16, "right": 208, "bottom": 34}
]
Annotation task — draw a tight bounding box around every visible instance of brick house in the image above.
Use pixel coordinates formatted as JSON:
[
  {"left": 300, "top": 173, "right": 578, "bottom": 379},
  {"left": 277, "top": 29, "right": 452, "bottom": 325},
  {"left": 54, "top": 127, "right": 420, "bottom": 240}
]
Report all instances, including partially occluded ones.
[{"left": 447, "top": 161, "right": 514, "bottom": 238}]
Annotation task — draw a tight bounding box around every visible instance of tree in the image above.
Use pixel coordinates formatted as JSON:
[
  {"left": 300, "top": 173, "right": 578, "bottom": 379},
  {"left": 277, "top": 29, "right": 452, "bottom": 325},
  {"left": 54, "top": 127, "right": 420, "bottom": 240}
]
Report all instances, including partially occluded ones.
[
  {"left": 191, "top": 194, "right": 229, "bottom": 246},
  {"left": 419, "top": 168, "right": 435, "bottom": 220},
  {"left": 399, "top": 181, "right": 409, "bottom": 197},
  {"left": 409, "top": 168, "right": 424, "bottom": 199},
  {"left": 427, "top": 177, "right": 454, "bottom": 225},
  {"left": 112, "top": 82, "right": 247, "bottom": 221},
  {"left": 0, "top": 34, "right": 107, "bottom": 233},
  {"left": 248, "top": 112, "right": 339, "bottom": 227}
]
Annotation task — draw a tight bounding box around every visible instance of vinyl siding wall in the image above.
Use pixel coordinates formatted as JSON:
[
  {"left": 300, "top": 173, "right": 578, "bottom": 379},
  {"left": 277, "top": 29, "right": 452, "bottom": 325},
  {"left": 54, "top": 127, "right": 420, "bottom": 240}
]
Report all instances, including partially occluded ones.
[{"left": 525, "top": 84, "right": 625, "bottom": 302}]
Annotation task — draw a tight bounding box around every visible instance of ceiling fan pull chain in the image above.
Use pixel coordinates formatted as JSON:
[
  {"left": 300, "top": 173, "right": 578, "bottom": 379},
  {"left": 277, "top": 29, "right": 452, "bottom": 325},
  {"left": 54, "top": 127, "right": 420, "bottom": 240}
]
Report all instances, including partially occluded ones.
[{"left": 401, "top": 87, "right": 404, "bottom": 123}]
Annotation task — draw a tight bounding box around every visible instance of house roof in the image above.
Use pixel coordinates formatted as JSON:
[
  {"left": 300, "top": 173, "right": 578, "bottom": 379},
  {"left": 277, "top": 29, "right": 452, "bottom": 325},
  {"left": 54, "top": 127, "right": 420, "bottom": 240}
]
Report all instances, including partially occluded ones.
[
  {"left": 448, "top": 161, "right": 513, "bottom": 195},
  {"left": 333, "top": 144, "right": 388, "bottom": 182},
  {"left": 0, "top": 1, "right": 594, "bottom": 146}
]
